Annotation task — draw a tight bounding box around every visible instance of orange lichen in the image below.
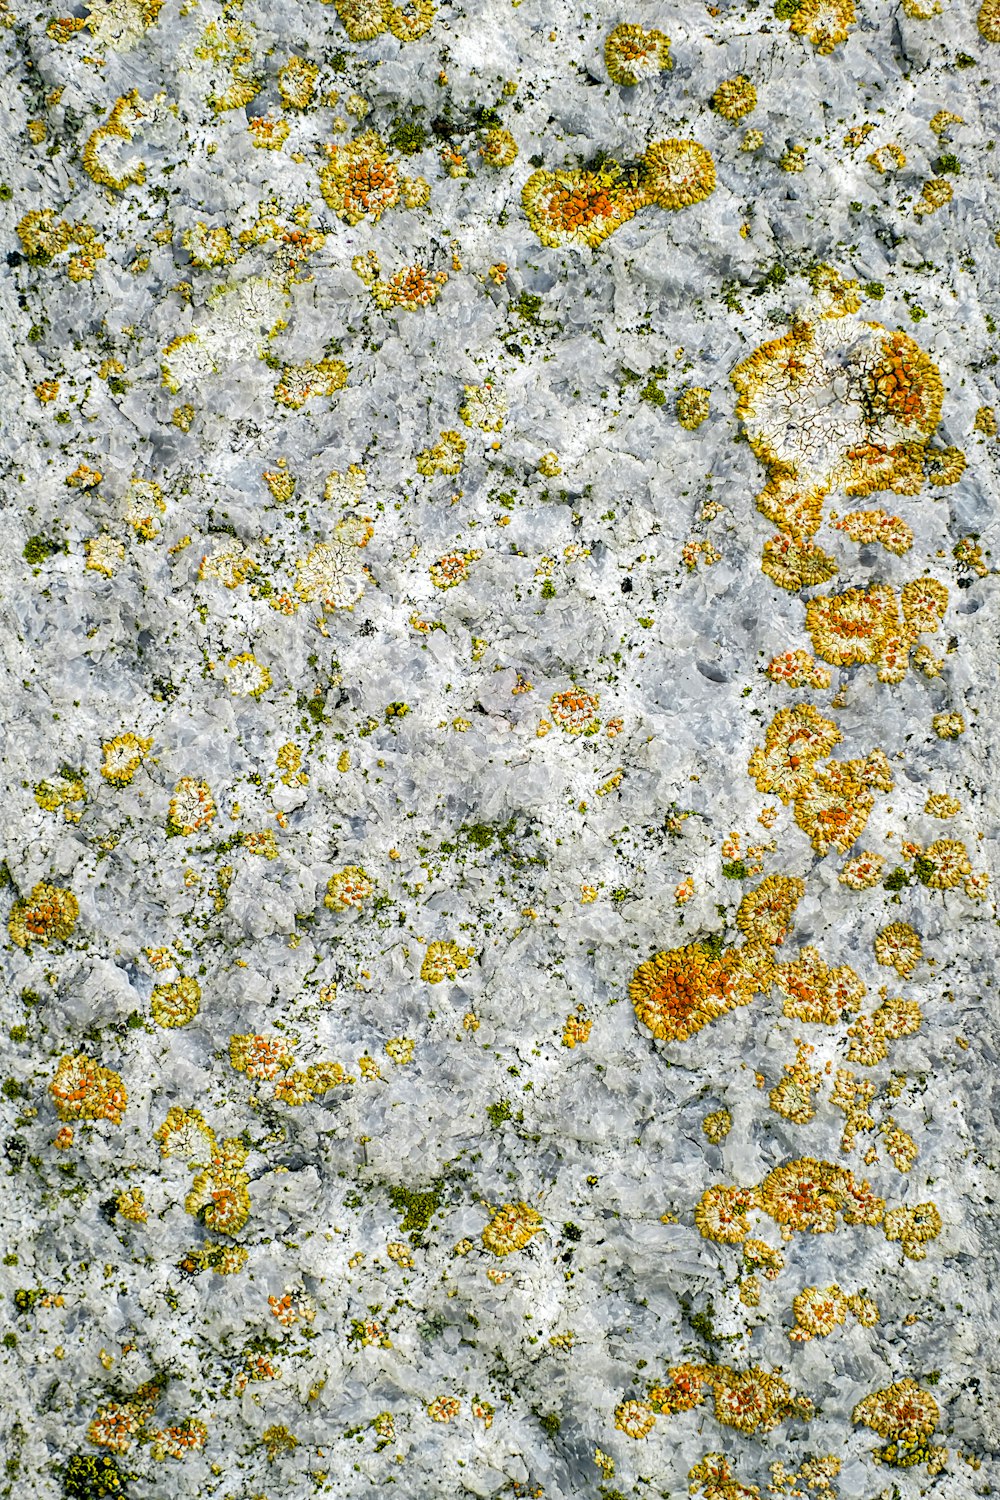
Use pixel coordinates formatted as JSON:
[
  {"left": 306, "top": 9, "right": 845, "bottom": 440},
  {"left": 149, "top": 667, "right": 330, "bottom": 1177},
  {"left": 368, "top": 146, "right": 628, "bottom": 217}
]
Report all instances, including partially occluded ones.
[
  {"left": 150, "top": 977, "right": 201, "bottom": 1028},
  {"left": 711, "top": 75, "right": 757, "bottom": 120},
  {"left": 748, "top": 705, "right": 842, "bottom": 804},
  {"left": 478, "top": 128, "right": 518, "bottom": 168},
  {"left": 845, "top": 997, "right": 922, "bottom": 1066},
  {"left": 630, "top": 941, "right": 768, "bottom": 1044},
  {"left": 774, "top": 947, "right": 865, "bottom": 1024},
  {"left": 614, "top": 1399, "right": 656, "bottom": 1438},
  {"left": 735, "top": 874, "right": 804, "bottom": 947},
  {"left": 319, "top": 132, "right": 402, "bottom": 225},
  {"left": 732, "top": 318, "right": 945, "bottom": 543},
  {"left": 420, "top": 939, "right": 474, "bottom": 982},
  {"left": 482, "top": 1201, "right": 544, "bottom": 1256},
  {"left": 882, "top": 1201, "right": 942, "bottom": 1259},
  {"left": 764, "top": 649, "right": 831, "bottom": 689},
  {"left": 333, "top": 0, "right": 434, "bottom": 42},
  {"left": 873, "top": 921, "right": 922, "bottom": 977},
  {"left": 605, "top": 23, "right": 672, "bottom": 84},
  {"left": 768, "top": 1041, "right": 823, "bottom": 1123},
  {"left": 644, "top": 1364, "right": 811, "bottom": 1437},
  {"left": 792, "top": 750, "right": 893, "bottom": 855},
  {"left": 50, "top": 1054, "right": 127, "bottom": 1124},
  {"left": 980, "top": 0, "right": 1000, "bottom": 38},
  {"left": 790, "top": 1284, "right": 878, "bottom": 1341},
  {"left": 805, "top": 584, "right": 900, "bottom": 667},
  {"left": 702, "top": 1109, "right": 732, "bottom": 1144},
  {"left": 835, "top": 508, "right": 913, "bottom": 554},
  {"left": 549, "top": 688, "right": 600, "bottom": 735},
  {"left": 694, "top": 1184, "right": 761, "bottom": 1243},
  {"left": 759, "top": 1157, "right": 884, "bottom": 1234},
  {"left": 787, "top": 0, "right": 857, "bottom": 53},
  {"left": 324, "top": 865, "right": 375, "bottom": 911},
  {"left": 853, "top": 1380, "right": 946, "bottom": 1471},
  {"left": 521, "top": 164, "right": 647, "bottom": 249},
  {"left": 803, "top": 581, "right": 945, "bottom": 682},
  {"left": 761, "top": 533, "right": 838, "bottom": 592},
  {"left": 8, "top": 881, "right": 79, "bottom": 949},
  {"left": 676, "top": 387, "right": 711, "bottom": 429}
]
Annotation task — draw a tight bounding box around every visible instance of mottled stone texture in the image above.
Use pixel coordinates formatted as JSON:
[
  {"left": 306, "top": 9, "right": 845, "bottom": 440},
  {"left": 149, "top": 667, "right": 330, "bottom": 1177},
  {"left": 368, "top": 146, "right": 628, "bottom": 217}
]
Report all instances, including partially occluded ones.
[{"left": 1, "top": 1, "right": 999, "bottom": 1497}]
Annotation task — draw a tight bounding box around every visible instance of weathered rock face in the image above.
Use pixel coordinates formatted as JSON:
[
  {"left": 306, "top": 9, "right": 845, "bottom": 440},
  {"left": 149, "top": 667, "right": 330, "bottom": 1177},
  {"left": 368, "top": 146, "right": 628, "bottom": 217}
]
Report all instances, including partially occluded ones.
[{"left": 2, "top": 1, "right": 999, "bottom": 1496}]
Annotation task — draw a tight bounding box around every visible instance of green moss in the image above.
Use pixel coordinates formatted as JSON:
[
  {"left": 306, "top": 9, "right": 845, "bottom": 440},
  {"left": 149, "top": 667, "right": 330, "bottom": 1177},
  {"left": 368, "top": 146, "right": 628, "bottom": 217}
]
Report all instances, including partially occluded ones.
[
  {"left": 387, "top": 1182, "right": 443, "bottom": 1242},
  {"left": 537, "top": 1412, "right": 561, "bottom": 1437},
  {"left": 720, "top": 279, "right": 745, "bottom": 313},
  {"left": 883, "top": 868, "right": 910, "bottom": 891},
  {"left": 13, "top": 1288, "right": 40, "bottom": 1312},
  {"left": 63, "top": 1453, "right": 129, "bottom": 1498},
  {"left": 865, "top": 281, "right": 885, "bottom": 299},
  {"left": 935, "top": 153, "right": 960, "bottom": 174},
  {"left": 463, "top": 823, "right": 496, "bottom": 850},
  {"left": 756, "top": 262, "right": 788, "bottom": 294},
  {"left": 639, "top": 377, "right": 666, "bottom": 406},
  {"left": 876, "top": 1440, "right": 940, "bottom": 1469},
  {"left": 722, "top": 860, "right": 748, "bottom": 879},
  {"left": 471, "top": 103, "right": 503, "bottom": 130},
  {"left": 773, "top": 0, "right": 801, "bottom": 16},
  {"left": 913, "top": 855, "right": 937, "bottom": 886},
  {"left": 1, "top": 1079, "right": 23, "bottom": 1100},
  {"left": 514, "top": 291, "right": 543, "bottom": 323},
  {"left": 23, "top": 534, "right": 63, "bottom": 565},
  {"left": 684, "top": 1295, "right": 721, "bottom": 1345},
  {"left": 486, "top": 1099, "right": 512, "bottom": 1129},
  {"left": 388, "top": 116, "right": 428, "bottom": 155}
]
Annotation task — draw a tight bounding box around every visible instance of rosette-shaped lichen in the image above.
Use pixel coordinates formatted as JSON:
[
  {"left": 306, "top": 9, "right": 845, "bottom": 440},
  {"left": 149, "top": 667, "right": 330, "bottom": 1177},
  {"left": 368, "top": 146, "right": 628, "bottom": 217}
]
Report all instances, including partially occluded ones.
[
  {"left": 711, "top": 75, "right": 757, "bottom": 119},
  {"left": 604, "top": 23, "right": 672, "bottom": 84},
  {"left": 50, "top": 1054, "right": 127, "bottom": 1124},
  {"left": 8, "top": 881, "right": 79, "bottom": 949},
  {"left": 482, "top": 1201, "right": 544, "bottom": 1256},
  {"left": 319, "top": 132, "right": 403, "bottom": 225},
  {"left": 150, "top": 977, "right": 201, "bottom": 1028},
  {"left": 630, "top": 940, "right": 770, "bottom": 1044},
  {"left": 641, "top": 138, "right": 717, "bottom": 211},
  {"left": 521, "top": 163, "right": 648, "bottom": 249},
  {"left": 853, "top": 1380, "right": 946, "bottom": 1471}
]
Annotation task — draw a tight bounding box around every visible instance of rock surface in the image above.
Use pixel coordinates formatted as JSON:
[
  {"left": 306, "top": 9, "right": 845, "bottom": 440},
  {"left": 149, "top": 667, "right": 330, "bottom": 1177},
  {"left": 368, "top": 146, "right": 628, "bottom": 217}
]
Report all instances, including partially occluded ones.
[{"left": 1, "top": 1, "right": 999, "bottom": 1496}]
